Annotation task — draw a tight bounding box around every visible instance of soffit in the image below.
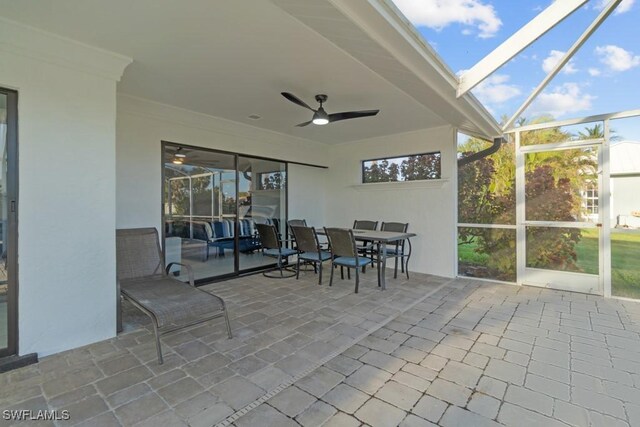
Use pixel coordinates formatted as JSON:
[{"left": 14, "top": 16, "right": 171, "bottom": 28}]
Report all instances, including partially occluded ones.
[{"left": 0, "top": 0, "right": 499, "bottom": 143}]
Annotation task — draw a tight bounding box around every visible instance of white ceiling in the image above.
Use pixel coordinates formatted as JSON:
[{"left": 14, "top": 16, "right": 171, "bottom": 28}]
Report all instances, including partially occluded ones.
[{"left": 0, "top": 0, "right": 496, "bottom": 144}]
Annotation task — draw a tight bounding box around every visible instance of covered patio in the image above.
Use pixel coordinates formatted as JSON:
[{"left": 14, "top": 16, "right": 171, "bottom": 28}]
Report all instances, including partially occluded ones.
[{"left": 2, "top": 274, "right": 640, "bottom": 426}]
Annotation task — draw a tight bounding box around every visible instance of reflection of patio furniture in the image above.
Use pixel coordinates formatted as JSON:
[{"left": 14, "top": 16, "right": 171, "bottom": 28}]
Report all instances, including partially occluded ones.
[
  {"left": 116, "top": 227, "right": 232, "bottom": 364},
  {"left": 165, "top": 219, "right": 261, "bottom": 257},
  {"left": 181, "top": 238, "right": 208, "bottom": 262}
]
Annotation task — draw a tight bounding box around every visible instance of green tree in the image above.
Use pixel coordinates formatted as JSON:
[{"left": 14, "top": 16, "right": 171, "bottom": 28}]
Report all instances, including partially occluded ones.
[
  {"left": 400, "top": 154, "right": 441, "bottom": 180},
  {"left": 457, "top": 117, "right": 598, "bottom": 279},
  {"left": 388, "top": 163, "right": 400, "bottom": 182}
]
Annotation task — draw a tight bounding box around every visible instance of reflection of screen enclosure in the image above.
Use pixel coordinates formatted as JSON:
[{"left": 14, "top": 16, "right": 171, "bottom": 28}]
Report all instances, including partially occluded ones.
[{"left": 163, "top": 145, "right": 287, "bottom": 281}]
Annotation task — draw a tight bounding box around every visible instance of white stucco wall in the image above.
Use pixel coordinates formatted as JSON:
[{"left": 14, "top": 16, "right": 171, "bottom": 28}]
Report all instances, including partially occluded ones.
[
  {"left": 612, "top": 176, "right": 640, "bottom": 227},
  {"left": 0, "top": 20, "right": 130, "bottom": 356},
  {"left": 325, "top": 126, "right": 457, "bottom": 278},
  {"left": 116, "top": 95, "right": 330, "bottom": 233},
  {"left": 287, "top": 164, "right": 327, "bottom": 228},
  {"left": 117, "top": 102, "right": 456, "bottom": 280}
]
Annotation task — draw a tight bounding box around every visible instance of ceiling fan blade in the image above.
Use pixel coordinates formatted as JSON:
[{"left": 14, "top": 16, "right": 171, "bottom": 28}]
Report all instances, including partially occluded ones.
[
  {"left": 328, "top": 110, "right": 379, "bottom": 123},
  {"left": 295, "top": 120, "right": 313, "bottom": 127},
  {"left": 281, "top": 92, "right": 316, "bottom": 111}
]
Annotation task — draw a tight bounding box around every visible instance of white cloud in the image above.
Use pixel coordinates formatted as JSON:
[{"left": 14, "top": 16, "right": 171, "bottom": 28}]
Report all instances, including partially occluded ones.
[
  {"left": 594, "top": 0, "right": 634, "bottom": 14},
  {"left": 393, "top": 0, "right": 502, "bottom": 38},
  {"left": 474, "top": 74, "right": 521, "bottom": 105},
  {"left": 588, "top": 68, "right": 601, "bottom": 76},
  {"left": 542, "top": 50, "right": 578, "bottom": 74},
  {"left": 529, "top": 83, "right": 595, "bottom": 117},
  {"left": 595, "top": 45, "right": 640, "bottom": 71}
]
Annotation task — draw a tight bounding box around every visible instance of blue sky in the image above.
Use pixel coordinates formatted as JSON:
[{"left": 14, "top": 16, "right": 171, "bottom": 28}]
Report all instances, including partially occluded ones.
[{"left": 392, "top": 0, "right": 640, "bottom": 141}]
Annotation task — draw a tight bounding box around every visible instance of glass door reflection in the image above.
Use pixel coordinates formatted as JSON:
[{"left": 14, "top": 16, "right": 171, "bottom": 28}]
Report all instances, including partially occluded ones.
[
  {"left": 238, "top": 157, "right": 287, "bottom": 272},
  {"left": 164, "top": 147, "right": 237, "bottom": 280}
]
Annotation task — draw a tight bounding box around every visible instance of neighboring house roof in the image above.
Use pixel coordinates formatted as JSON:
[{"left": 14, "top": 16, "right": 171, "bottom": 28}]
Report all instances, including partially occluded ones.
[{"left": 611, "top": 141, "right": 640, "bottom": 175}]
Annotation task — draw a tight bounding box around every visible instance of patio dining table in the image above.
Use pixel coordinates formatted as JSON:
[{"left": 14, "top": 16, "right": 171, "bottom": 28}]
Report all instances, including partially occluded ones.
[{"left": 317, "top": 228, "right": 416, "bottom": 290}]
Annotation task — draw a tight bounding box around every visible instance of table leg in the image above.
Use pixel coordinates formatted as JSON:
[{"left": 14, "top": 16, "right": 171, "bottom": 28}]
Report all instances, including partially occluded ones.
[{"left": 380, "top": 241, "right": 387, "bottom": 290}]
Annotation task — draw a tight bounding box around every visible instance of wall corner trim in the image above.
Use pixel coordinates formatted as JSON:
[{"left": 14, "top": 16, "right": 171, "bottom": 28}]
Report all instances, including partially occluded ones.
[{"left": 0, "top": 17, "right": 132, "bottom": 81}]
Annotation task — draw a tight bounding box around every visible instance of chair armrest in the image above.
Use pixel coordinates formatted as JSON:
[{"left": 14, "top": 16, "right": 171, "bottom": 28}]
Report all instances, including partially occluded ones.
[{"left": 166, "top": 262, "right": 195, "bottom": 286}]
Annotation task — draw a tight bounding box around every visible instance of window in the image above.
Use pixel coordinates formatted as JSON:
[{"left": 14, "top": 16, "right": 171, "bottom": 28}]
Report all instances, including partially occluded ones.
[
  {"left": 257, "top": 171, "right": 286, "bottom": 190},
  {"left": 362, "top": 152, "right": 441, "bottom": 183},
  {"left": 583, "top": 184, "right": 598, "bottom": 216}
]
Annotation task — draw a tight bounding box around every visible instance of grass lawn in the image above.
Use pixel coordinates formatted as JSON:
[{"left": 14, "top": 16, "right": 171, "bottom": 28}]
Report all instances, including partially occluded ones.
[
  {"left": 609, "top": 229, "right": 640, "bottom": 299},
  {"left": 575, "top": 228, "right": 640, "bottom": 298},
  {"left": 459, "top": 228, "right": 640, "bottom": 298}
]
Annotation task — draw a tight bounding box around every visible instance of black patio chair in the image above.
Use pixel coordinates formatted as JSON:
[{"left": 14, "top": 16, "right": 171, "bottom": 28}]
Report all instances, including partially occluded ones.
[
  {"left": 324, "top": 227, "right": 375, "bottom": 293},
  {"left": 256, "top": 223, "right": 297, "bottom": 278},
  {"left": 353, "top": 219, "right": 378, "bottom": 271},
  {"left": 380, "top": 222, "right": 412, "bottom": 279},
  {"left": 290, "top": 225, "right": 332, "bottom": 285}
]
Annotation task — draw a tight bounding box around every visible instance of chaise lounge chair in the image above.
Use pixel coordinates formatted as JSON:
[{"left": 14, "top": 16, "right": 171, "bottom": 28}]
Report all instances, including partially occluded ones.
[{"left": 116, "top": 227, "right": 232, "bottom": 364}]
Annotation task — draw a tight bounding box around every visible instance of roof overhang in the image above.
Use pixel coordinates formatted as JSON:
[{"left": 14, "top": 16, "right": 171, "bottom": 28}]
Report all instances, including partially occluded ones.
[{"left": 272, "top": 0, "right": 502, "bottom": 139}]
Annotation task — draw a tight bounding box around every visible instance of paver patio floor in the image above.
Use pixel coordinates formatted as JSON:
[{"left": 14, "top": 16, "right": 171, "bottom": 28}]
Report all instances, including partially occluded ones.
[
  {"left": 3, "top": 272, "right": 640, "bottom": 426},
  {"left": 0, "top": 268, "right": 447, "bottom": 426},
  {"left": 233, "top": 278, "right": 640, "bottom": 427}
]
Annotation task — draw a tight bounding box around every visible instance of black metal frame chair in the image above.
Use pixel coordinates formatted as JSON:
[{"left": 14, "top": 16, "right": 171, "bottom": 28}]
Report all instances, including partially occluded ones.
[
  {"left": 324, "top": 227, "right": 375, "bottom": 293},
  {"left": 290, "top": 225, "right": 332, "bottom": 285},
  {"left": 380, "top": 222, "right": 412, "bottom": 279},
  {"left": 256, "top": 223, "right": 297, "bottom": 278},
  {"left": 353, "top": 220, "right": 378, "bottom": 270},
  {"left": 116, "top": 228, "right": 232, "bottom": 364}
]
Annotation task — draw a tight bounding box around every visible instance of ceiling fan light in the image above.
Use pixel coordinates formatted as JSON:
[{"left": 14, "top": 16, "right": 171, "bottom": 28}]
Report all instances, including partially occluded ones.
[
  {"left": 172, "top": 159, "right": 183, "bottom": 165},
  {"left": 312, "top": 109, "right": 329, "bottom": 125},
  {"left": 174, "top": 153, "right": 186, "bottom": 158}
]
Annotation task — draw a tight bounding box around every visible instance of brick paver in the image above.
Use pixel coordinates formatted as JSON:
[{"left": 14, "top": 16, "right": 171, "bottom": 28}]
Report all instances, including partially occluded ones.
[
  {"left": 233, "top": 278, "right": 640, "bottom": 426},
  {"left": 5, "top": 276, "right": 640, "bottom": 426}
]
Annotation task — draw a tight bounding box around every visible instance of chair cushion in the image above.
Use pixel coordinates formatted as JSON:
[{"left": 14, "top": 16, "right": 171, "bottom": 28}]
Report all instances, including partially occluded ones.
[
  {"left": 333, "top": 256, "right": 372, "bottom": 267},
  {"left": 264, "top": 248, "right": 297, "bottom": 257},
  {"left": 203, "top": 222, "right": 214, "bottom": 240},
  {"left": 300, "top": 251, "right": 332, "bottom": 262},
  {"left": 121, "top": 276, "right": 225, "bottom": 328}
]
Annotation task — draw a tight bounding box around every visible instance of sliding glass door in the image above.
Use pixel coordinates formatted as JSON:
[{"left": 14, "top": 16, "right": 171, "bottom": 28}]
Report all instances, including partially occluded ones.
[
  {"left": 0, "top": 88, "right": 17, "bottom": 358},
  {"left": 163, "top": 143, "right": 287, "bottom": 282},
  {"left": 238, "top": 156, "right": 287, "bottom": 272}
]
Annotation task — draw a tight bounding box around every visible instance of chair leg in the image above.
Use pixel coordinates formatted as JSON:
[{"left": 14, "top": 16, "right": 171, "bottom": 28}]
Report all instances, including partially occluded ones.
[
  {"left": 394, "top": 256, "right": 399, "bottom": 279},
  {"left": 224, "top": 309, "right": 233, "bottom": 339},
  {"left": 341, "top": 266, "right": 344, "bottom": 280},
  {"left": 152, "top": 322, "right": 163, "bottom": 365},
  {"left": 405, "top": 241, "right": 412, "bottom": 280},
  {"left": 354, "top": 268, "right": 359, "bottom": 293},
  {"left": 347, "top": 269, "right": 351, "bottom": 280},
  {"left": 329, "top": 263, "right": 335, "bottom": 287},
  {"left": 318, "top": 262, "right": 323, "bottom": 285},
  {"left": 296, "top": 257, "right": 301, "bottom": 280}
]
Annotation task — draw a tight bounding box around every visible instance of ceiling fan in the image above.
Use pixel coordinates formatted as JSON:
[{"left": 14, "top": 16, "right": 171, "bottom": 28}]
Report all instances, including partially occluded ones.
[{"left": 281, "top": 92, "right": 379, "bottom": 127}]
